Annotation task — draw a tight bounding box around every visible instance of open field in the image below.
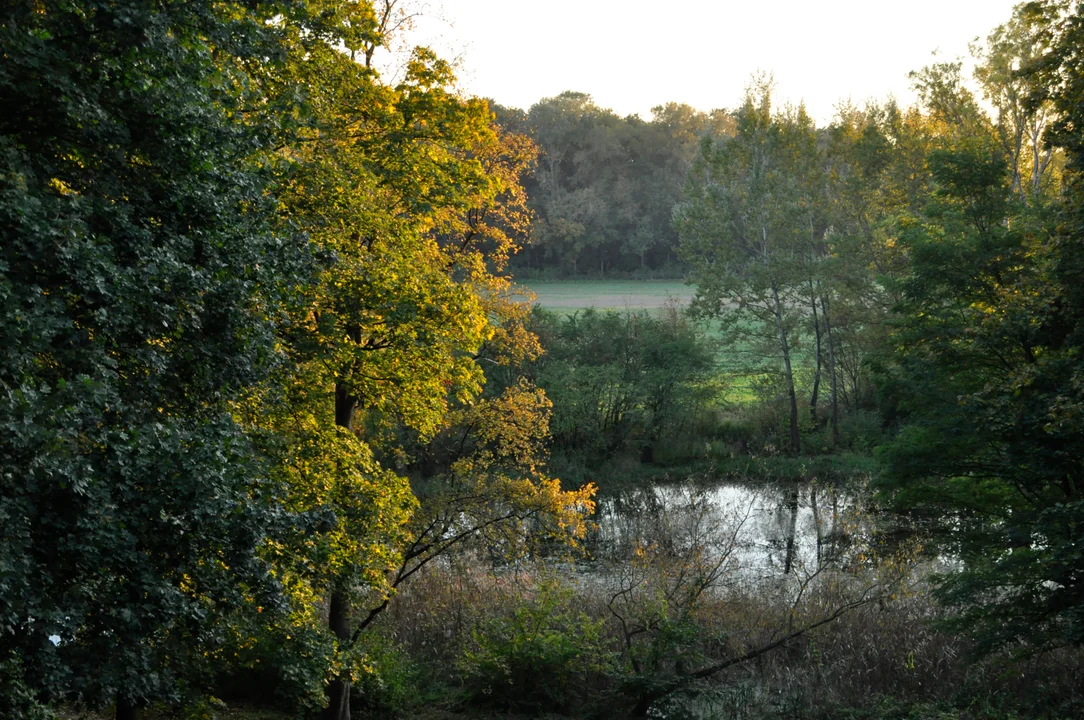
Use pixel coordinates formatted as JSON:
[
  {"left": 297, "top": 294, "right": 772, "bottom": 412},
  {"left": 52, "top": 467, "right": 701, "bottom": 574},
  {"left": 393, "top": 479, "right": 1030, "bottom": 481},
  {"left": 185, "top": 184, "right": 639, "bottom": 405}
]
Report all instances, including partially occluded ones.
[
  {"left": 517, "top": 279, "right": 695, "bottom": 312},
  {"left": 514, "top": 280, "right": 822, "bottom": 406}
]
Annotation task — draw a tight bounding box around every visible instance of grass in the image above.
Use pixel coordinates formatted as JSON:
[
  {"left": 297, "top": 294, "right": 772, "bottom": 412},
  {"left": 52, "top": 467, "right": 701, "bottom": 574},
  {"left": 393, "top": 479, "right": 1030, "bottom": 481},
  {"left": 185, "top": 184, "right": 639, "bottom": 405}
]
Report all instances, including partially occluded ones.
[
  {"left": 56, "top": 707, "right": 292, "bottom": 720},
  {"left": 515, "top": 280, "right": 825, "bottom": 406},
  {"left": 516, "top": 279, "right": 694, "bottom": 312}
]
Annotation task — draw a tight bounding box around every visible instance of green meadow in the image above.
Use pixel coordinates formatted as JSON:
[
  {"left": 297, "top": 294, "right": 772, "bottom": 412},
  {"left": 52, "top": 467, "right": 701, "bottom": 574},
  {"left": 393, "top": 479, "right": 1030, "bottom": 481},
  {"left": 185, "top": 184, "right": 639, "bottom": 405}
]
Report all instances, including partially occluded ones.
[
  {"left": 518, "top": 279, "right": 785, "bottom": 404},
  {"left": 517, "top": 279, "right": 695, "bottom": 312}
]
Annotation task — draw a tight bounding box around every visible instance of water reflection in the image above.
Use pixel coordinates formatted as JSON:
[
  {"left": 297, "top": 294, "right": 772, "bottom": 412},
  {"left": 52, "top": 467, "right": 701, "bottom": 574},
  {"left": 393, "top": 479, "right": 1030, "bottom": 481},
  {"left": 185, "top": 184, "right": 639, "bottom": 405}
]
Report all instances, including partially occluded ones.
[{"left": 591, "top": 480, "right": 864, "bottom": 581}]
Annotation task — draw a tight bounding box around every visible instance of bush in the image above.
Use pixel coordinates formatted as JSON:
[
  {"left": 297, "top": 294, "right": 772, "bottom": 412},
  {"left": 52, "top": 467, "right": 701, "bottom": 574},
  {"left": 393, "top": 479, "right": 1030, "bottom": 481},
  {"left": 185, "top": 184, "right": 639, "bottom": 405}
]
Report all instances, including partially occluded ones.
[
  {"left": 0, "top": 652, "right": 54, "bottom": 720},
  {"left": 351, "top": 632, "right": 425, "bottom": 717},
  {"left": 459, "top": 582, "right": 614, "bottom": 714},
  {"left": 530, "top": 307, "right": 718, "bottom": 470},
  {"left": 837, "top": 410, "right": 884, "bottom": 453},
  {"left": 213, "top": 614, "right": 334, "bottom": 716}
]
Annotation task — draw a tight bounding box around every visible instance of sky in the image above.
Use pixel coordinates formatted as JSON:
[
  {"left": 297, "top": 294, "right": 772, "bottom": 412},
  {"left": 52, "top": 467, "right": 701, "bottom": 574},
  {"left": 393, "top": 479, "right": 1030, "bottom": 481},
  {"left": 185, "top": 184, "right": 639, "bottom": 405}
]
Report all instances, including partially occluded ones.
[{"left": 380, "top": 0, "right": 1023, "bottom": 123}]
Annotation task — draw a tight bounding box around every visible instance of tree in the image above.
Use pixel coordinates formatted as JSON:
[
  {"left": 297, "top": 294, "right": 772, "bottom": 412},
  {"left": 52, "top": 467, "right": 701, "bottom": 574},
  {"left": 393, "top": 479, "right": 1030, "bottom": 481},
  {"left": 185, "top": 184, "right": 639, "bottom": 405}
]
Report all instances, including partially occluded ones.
[
  {"left": 526, "top": 306, "right": 717, "bottom": 468},
  {"left": 821, "top": 102, "right": 927, "bottom": 433},
  {"left": 677, "top": 81, "right": 821, "bottom": 454},
  {"left": 522, "top": 92, "right": 623, "bottom": 274},
  {"left": 257, "top": 15, "right": 592, "bottom": 719},
  {"left": 973, "top": 3, "right": 1062, "bottom": 202},
  {"left": 502, "top": 94, "right": 728, "bottom": 276},
  {"left": 0, "top": 1, "right": 306, "bottom": 716},
  {"left": 876, "top": 89, "right": 1084, "bottom": 652}
]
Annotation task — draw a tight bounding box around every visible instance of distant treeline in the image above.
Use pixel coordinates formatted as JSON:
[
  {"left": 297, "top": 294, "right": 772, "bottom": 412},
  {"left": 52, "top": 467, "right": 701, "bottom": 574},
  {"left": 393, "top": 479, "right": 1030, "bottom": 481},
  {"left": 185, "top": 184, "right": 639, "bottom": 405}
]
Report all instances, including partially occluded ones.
[{"left": 492, "top": 94, "right": 734, "bottom": 276}]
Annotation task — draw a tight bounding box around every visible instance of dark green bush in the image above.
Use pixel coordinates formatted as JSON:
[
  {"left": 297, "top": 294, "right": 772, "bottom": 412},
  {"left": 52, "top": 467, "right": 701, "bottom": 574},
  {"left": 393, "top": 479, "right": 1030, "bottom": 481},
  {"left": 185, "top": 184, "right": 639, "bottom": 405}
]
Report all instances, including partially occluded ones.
[
  {"left": 459, "top": 582, "right": 614, "bottom": 714},
  {"left": 0, "top": 651, "right": 54, "bottom": 720},
  {"left": 351, "top": 632, "right": 427, "bottom": 717}
]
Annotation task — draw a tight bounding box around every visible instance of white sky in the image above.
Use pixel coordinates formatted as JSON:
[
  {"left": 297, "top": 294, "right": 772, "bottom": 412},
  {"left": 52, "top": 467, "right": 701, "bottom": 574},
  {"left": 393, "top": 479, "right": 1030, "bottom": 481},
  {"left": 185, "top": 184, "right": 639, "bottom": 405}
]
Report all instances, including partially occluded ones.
[{"left": 383, "top": 0, "right": 1023, "bottom": 123}]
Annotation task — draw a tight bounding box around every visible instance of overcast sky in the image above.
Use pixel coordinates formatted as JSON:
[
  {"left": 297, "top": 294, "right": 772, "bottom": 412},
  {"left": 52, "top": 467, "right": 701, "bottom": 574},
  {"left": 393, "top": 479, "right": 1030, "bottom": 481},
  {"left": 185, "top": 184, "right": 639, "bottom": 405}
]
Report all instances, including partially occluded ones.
[{"left": 382, "top": 0, "right": 1023, "bottom": 123}]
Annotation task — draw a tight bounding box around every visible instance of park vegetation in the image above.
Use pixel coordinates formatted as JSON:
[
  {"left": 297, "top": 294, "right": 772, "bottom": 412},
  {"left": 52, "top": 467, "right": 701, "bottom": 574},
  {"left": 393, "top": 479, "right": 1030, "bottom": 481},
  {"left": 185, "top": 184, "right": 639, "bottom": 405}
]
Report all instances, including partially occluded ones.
[{"left": 2, "top": 1, "right": 1084, "bottom": 719}]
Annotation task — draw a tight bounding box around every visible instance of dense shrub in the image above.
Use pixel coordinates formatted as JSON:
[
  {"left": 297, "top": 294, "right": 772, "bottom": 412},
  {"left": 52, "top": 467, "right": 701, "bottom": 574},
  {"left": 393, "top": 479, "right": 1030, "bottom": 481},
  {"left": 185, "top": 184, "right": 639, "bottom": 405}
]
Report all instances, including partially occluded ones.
[
  {"left": 350, "top": 633, "right": 425, "bottom": 717},
  {"left": 458, "top": 582, "right": 615, "bottom": 714},
  {"left": 525, "top": 307, "right": 719, "bottom": 472},
  {"left": 0, "top": 652, "right": 54, "bottom": 720}
]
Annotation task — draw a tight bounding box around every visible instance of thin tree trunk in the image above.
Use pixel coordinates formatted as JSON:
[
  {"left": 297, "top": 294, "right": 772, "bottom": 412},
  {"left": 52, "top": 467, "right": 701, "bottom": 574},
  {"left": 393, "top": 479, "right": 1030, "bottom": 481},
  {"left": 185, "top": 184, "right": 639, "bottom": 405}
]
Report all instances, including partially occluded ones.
[
  {"left": 820, "top": 295, "right": 840, "bottom": 445},
  {"left": 116, "top": 697, "right": 138, "bottom": 720},
  {"left": 324, "top": 382, "right": 359, "bottom": 720},
  {"left": 1033, "top": 130, "right": 1041, "bottom": 198},
  {"left": 771, "top": 285, "right": 801, "bottom": 454},
  {"left": 807, "top": 279, "right": 823, "bottom": 426},
  {"left": 323, "top": 588, "right": 353, "bottom": 720}
]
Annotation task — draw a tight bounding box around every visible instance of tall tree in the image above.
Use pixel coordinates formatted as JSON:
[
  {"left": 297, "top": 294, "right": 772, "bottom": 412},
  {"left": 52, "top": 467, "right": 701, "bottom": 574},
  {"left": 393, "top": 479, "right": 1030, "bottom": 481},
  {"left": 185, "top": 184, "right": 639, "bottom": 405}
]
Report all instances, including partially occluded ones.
[
  {"left": 504, "top": 94, "right": 729, "bottom": 275},
  {"left": 876, "top": 0, "right": 1084, "bottom": 646},
  {"left": 259, "top": 16, "right": 592, "bottom": 719},
  {"left": 973, "top": 3, "right": 1062, "bottom": 202},
  {"left": 822, "top": 102, "right": 929, "bottom": 427},
  {"left": 677, "top": 82, "right": 820, "bottom": 453},
  {"left": 0, "top": 0, "right": 305, "bottom": 716}
]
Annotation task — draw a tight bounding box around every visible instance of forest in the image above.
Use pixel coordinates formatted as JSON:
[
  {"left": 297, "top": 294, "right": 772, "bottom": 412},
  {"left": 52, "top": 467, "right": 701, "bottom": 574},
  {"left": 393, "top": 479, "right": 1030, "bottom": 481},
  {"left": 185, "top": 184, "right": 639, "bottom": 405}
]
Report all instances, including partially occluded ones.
[{"left": 1, "top": 1, "right": 1083, "bottom": 720}]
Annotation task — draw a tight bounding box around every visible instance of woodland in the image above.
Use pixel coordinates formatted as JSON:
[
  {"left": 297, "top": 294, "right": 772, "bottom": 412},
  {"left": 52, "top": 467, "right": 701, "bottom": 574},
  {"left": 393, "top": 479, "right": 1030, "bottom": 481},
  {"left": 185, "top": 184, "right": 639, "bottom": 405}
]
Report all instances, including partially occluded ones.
[{"left": 2, "top": 2, "right": 1084, "bottom": 720}]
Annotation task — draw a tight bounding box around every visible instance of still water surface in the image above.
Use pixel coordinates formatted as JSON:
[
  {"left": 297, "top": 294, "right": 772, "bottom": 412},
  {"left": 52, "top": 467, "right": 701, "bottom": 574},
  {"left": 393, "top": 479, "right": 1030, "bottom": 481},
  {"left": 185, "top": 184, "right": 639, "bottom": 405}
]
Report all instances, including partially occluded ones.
[{"left": 591, "top": 480, "right": 867, "bottom": 581}]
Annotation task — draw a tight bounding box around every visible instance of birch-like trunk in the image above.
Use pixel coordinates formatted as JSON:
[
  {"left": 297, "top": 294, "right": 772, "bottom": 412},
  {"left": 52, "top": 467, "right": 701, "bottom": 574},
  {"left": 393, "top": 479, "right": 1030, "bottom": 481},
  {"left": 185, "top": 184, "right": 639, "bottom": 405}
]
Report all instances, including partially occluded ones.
[
  {"left": 771, "top": 284, "right": 801, "bottom": 454},
  {"left": 820, "top": 295, "right": 840, "bottom": 445}
]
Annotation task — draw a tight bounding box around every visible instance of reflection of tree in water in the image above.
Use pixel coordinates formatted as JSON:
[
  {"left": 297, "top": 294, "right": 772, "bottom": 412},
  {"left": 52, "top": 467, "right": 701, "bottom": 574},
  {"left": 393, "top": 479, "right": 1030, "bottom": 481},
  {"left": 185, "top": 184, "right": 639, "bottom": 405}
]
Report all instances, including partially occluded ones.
[
  {"left": 767, "top": 481, "right": 856, "bottom": 575},
  {"left": 594, "top": 479, "right": 864, "bottom": 580},
  {"left": 592, "top": 478, "right": 903, "bottom": 716},
  {"left": 590, "top": 485, "right": 753, "bottom": 567},
  {"left": 779, "top": 485, "right": 800, "bottom": 574}
]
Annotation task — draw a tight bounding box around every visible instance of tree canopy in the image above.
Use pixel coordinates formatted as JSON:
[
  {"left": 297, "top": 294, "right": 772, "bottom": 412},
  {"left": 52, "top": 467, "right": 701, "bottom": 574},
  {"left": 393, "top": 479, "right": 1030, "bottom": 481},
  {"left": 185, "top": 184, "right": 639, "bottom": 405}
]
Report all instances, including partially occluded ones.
[
  {"left": 4, "top": 1, "right": 1084, "bottom": 719},
  {"left": 0, "top": 2, "right": 592, "bottom": 718}
]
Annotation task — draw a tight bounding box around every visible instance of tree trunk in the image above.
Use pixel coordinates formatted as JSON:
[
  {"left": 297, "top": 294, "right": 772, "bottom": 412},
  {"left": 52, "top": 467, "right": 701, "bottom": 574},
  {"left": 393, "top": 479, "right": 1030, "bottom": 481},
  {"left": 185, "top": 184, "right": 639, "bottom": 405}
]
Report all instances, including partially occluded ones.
[
  {"left": 323, "top": 588, "right": 353, "bottom": 720},
  {"left": 783, "top": 485, "right": 800, "bottom": 575},
  {"left": 631, "top": 689, "right": 667, "bottom": 717},
  {"left": 325, "top": 383, "right": 359, "bottom": 720},
  {"left": 820, "top": 295, "right": 840, "bottom": 445},
  {"left": 772, "top": 285, "right": 801, "bottom": 454},
  {"left": 808, "top": 281, "right": 823, "bottom": 426},
  {"left": 116, "top": 697, "right": 138, "bottom": 720},
  {"left": 335, "top": 382, "right": 357, "bottom": 431}
]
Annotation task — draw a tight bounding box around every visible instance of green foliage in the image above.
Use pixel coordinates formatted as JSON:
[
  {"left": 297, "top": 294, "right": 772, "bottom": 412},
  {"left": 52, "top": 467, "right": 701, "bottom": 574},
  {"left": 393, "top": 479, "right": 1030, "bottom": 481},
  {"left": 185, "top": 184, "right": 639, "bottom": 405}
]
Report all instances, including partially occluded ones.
[
  {"left": 350, "top": 632, "right": 424, "bottom": 717},
  {"left": 459, "top": 582, "right": 614, "bottom": 714},
  {"left": 526, "top": 306, "right": 718, "bottom": 469},
  {"left": 211, "top": 604, "right": 337, "bottom": 715},
  {"left": 677, "top": 80, "right": 835, "bottom": 454},
  {"left": 812, "top": 695, "right": 1081, "bottom": 720},
  {"left": 0, "top": 651, "right": 54, "bottom": 720},
  {"left": 0, "top": 3, "right": 586, "bottom": 718},
  {"left": 246, "top": 9, "right": 592, "bottom": 718},
  {"left": 875, "top": 79, "right": 1084, "bottom": 651},
  {"left": 5, "top": 1, "right": 1084, "bottom": 718},
  {"left": 499, "top": 93, "right": 733, "bottom": 276},
  {"left": 0, "top": 0, "right": 307, "bottom": 711}
]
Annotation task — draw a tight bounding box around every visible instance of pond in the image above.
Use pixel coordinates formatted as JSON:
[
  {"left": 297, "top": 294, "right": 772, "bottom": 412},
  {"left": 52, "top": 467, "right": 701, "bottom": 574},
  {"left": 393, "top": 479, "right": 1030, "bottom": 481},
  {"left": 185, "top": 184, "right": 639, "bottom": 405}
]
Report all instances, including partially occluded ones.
[{"left": 589, "top": 479, "right": 869, "bottom": 583}]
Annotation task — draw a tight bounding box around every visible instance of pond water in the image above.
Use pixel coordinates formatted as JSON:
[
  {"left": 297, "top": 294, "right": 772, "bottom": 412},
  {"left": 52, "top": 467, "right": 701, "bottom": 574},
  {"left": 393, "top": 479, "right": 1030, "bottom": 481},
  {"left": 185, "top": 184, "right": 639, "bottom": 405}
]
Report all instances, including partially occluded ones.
[{"left": 589, "top": 479, "right": 868, "bottom": 582}]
